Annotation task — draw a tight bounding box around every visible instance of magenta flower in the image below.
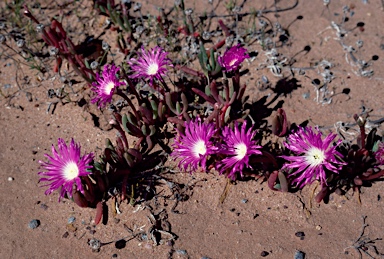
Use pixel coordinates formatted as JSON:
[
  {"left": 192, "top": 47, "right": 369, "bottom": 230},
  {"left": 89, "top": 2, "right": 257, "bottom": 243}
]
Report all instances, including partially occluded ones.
[
  {"left": 91, "top": 64, "right": 124, "bottom": 108},
  {"left": 217, "top": 44, "right": 249, "bottom": 72},
  {"left": 171, "top": 119, "right": 218, "bottom": 172},
  {"left": 38, "top": 138, "right": 94, "bottom": 201},
  {"left": 127, "top": 46, "right": 172, "bottom": 84},
  {"left": 216, "top": 122, "right": 262, "bottom": 180},
  {"left": 375, "top": 141, "right": 384, "bottom": 165},
  {"left": 281, "top": 126, "right": 345, "bottom": 188}
]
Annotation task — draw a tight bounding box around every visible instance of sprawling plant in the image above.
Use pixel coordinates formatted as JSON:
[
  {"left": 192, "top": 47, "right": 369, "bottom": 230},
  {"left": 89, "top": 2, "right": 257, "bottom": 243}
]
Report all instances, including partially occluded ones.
[{"left": 25, "top": 0, "right": 383, "bottom": 228}]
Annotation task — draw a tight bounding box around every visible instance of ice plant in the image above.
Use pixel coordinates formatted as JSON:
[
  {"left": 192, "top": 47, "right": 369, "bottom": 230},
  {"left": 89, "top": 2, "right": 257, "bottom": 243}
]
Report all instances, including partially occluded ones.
[
  {"left": 217, "top": 44, "right": 249, "bottom": 72},
  {"left": 127, "top": 46, "right": 172, "bottom": 85},
  {"left": 281, "top": 126, "right": 345, "bottom": 188},
  {"left": 216, "top": 122, "right": 262, "bottom": 180},
  {"left": 91, "top": 64, "right": 124, "bottom": 108},
  {"left": 171, "top": 119, "right": 218, "bottom": 172},
  {"left": 38, "top": 138, "right": 94, "bottom": 201}
]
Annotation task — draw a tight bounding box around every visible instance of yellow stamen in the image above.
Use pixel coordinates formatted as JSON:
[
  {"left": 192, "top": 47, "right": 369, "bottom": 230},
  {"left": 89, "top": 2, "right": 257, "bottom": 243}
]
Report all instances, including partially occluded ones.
[
  {"left": 104, "top": 82, "right": 115, "bottom": 95},
  {"left": 63, "top": 162, "right": 79, "bottom": 180},
  {"left": 147, "top": 63, "right": 159, "bottom": 75},
  {"left": 193, "top": 140, "right": 207, "bottom": 157},
  {"left": 235, "top": 143, "right": 247, "bottom": 160},
  {"left": 305, "top": 147, "right": 325, "bottom": 166}
]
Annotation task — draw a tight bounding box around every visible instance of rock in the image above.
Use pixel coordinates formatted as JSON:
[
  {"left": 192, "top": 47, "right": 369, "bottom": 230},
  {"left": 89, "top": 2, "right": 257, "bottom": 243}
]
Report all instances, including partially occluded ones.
[
  {"left": 28, "top": 219, "right": 40, "bottom": 229},
  {"left": 294, "top": 250, "right": 305, "bottom": 259}
]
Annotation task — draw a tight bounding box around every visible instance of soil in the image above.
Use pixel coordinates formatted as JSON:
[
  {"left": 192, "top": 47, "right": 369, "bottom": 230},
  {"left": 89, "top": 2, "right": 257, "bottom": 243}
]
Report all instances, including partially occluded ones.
[{"left": 1, "top": 0, "right": 384, "bottom": 258}]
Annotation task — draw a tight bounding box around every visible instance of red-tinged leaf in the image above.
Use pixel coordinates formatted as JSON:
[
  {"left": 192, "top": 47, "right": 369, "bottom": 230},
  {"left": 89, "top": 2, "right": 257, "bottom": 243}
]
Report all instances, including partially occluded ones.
[
  {"left": 278, "top": 171, "right": 289, "bottom": 192},
  {"left": 361, "top": 170, "right": 384, "bottom": 181},
  {"left": 54, "top": 57, "right": 62, "bottom": 73},
  {"left": 218, "top": 20, "right": 230, "bottom": 37},
  {"left": 191, "top": 88, "right": 215, "bottom": 104},
  {"left": 121, "top": 175, "right": 129, "bottom": 201},
  {"left": 96, "top": 174, "right": 107, "bottom": 194},
  {"left": 267, "top": 171, "right": 279, "bottom": 191},
  {"left": 73, "top": 190, "right": 88, "bottom": 208},
  {"left": 271, "top": 108, "right": 289, "bottom": 137},
  {"left": 354, "top": 176, "right": 363, "bottom": 186},
  {"left": 94, "top": 202, "right": 103, "bottom": 225},
  {"left": 314, "top": 185, "right": 328, "bottom": 203}
]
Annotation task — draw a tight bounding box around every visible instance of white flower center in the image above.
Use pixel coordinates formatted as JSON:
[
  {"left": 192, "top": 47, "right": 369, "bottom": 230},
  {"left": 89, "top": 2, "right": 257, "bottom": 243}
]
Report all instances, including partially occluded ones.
[
  {"left": 104, "top": 81, "right": 115, "bottom": 95},
  {"left": 229, "top": 58, "right": 238, "bottom": 66},
  {"left": 235, "top": 143, "right": 247, "bottom": 160},
  {"left": 147, "top": 63, "right": 159, "bottom": 75},
  {"left": 193, "top": 140, "right": 207, "bottom": 157},
  {"left": 305, "top": 147, "right": 325, "bottom": 166},
  {"left": 63, "top": 161, "right": 79, "bottom": 181}
]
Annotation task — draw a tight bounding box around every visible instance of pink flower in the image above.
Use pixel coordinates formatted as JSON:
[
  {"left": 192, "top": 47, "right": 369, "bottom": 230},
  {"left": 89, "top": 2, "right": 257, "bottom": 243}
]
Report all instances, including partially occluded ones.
[
  {"left": 171, "top": 119, "right": 218, "bottom": 172},
  {"left": 127, "top": 46, "right": 172, "bottom": 84},
  {"left": 38, "top": 138, "right": 94, "bottom": 201},
  {"left": 281, "top": 126, "right": 345, "bottom": 188},
  {"left": 216, "top": 122, "right": 262, "bottom": 180},
  {"left": 218, "top": 44, "right": 249, "bottom": 72},
  {"left": 375, "top": 141, "right": 384, "bottom": 165},
  {"left": 91, "top": 64, "right": 124, "bottom": 108}
]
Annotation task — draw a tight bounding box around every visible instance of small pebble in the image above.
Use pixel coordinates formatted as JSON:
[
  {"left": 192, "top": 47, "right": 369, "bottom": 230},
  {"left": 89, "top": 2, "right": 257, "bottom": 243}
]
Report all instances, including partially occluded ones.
[
  {"left": 62, "top": 232, "right": 69, "bottom": 238},
  {"left": 112, "top": 254, "right": 118, "bottom": 258},
  {"left": 201, "top": 257, "right": 211, "bottom": 259},
  {"left": 295, "top": 231, "right": 305, "bottom": 238},
  {"left": 294, "top": 250, "right": 305, "bottom": 259},
  {"left": 26, "top": 92, "right": 33, "bottom": 102},
  {"left": 66, "top": 223, "right": 77, "bottom": 232},
  {"left": 40, "top": 203, "right": 48, "bottom": 210},
  {"left": 7, "top": 177, "right": 14, "bottom": 182},
  {"left": 140, "top": 233, "right": 148, "bottom": 241},
  {"left": 302, "top": 92, "right": 310, "bottom": 99},
  {"left": 28, "top": 219, "right": 40, "bottom": 229},
  {"left": 88, "top": 238, "right": 101, "bottom": 252},
  {"left": 68, "top": 216, "right": 76, "bottom": 224},
  {"left": 261, "top": 251, "right": 269, "bottom": 257},
  {"left": 316, "top": 225, "right": 322, "bottom": 230},
  {"left": 241, "top": 199, "right": 248, "bottom": 203},
  {"left": 176, "top": 249, "right": 188, "bottom": 255}
]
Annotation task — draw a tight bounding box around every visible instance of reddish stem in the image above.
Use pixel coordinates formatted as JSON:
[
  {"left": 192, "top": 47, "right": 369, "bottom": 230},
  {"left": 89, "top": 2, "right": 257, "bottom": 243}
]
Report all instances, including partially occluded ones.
[
  {"left": 207, "top": 39, "right": 226, "bottom": 55},
  {"left": 191, "top": 88, "right": 215, "bottom": 104},
  {"left": 121, "top": 175, "right": 128, "bottom": 201},
  {"left": 51, "top": 19, "right": 67, "bottom": 39},
  {"left": 176, "top": 65, "right": 205, "bottom": 78},
  {"left": 360, "top": 170, "right": 384, "bottom": 181}
]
